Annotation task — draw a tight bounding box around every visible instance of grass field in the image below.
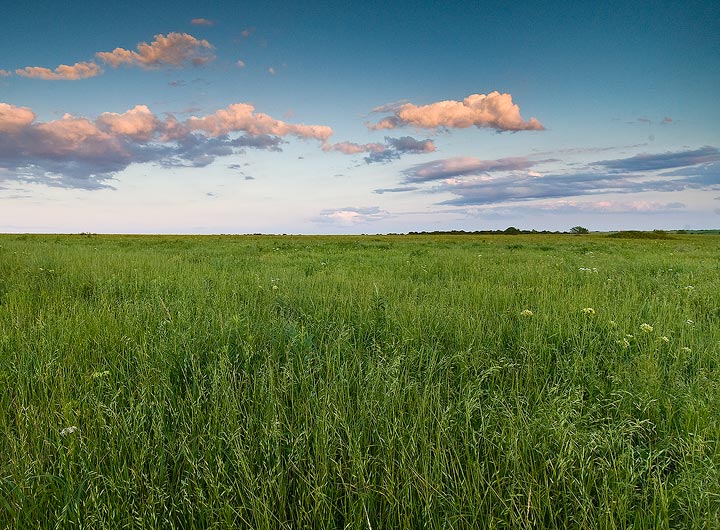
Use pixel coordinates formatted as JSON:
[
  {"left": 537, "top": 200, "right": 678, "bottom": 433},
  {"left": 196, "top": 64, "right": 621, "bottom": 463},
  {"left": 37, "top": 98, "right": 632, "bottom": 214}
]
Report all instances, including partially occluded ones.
[{"left": 0, "top": 233, "right": 718, "bottom": 529}]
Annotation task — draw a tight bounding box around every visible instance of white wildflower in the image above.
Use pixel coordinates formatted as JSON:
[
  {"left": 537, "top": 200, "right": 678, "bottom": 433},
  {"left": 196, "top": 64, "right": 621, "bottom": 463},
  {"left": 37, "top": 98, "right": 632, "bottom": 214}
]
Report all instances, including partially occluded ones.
[
  {"left": 640, "top": 323, "right": 653, "bottom": 333},
  {"left": 60, "top": 426, "right": 78, "bottom": 436},
  {"left": 520, "top": 309, "right": 534, "bottom": 317}
]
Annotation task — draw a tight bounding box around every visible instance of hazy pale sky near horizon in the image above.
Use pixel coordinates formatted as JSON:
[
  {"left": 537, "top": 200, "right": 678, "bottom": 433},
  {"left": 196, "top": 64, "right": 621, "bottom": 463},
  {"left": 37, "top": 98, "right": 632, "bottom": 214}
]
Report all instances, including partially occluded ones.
[{"left": 1, "top": 0, "right": 719, "bottom": 233}]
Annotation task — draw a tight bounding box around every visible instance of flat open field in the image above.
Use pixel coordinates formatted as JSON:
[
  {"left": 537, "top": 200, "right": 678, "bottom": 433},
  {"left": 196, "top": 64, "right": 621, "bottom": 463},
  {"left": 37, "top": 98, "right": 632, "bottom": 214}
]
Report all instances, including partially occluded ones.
[{"left": 1, "top": 233, "right": 718, "bottom": 529}]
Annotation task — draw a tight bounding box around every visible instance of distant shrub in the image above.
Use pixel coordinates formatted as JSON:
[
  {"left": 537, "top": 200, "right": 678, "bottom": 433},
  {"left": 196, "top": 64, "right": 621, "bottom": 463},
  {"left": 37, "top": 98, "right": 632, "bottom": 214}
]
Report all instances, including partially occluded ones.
[
  {"left": 570, "top": 226, "right": 589, "bottom": 234},
  {"left": 607, "top": 230, "right": 674, "bottom": 239}
]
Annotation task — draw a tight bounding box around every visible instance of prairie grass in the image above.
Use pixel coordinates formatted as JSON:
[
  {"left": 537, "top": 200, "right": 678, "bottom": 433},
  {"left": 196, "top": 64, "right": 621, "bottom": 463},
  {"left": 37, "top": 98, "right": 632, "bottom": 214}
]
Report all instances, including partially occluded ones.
[{"left": 0, "top": 233, "right": 718, "bottom": 528}]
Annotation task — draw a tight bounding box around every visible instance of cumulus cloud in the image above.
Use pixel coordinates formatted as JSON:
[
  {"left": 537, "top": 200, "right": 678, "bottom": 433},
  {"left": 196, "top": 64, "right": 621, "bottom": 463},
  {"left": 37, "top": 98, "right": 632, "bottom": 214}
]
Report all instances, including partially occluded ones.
[
  {"left": 0, "top": 103, "right": 35, "bottom": 132},
  {"left": 15, "top": 61, "right": 102, "bottom": 80},
  {"left": 13, "top": 33, "right": 215, "bottom": 82},
  {"left": 0, "top": 112, "right": 131, "bottom": 188},
  {"left": 314, "top": 206, "right": 390, "bottom": 225},
  {"left": 96, "top": 105, "right": 160, "bottom": 141},
  {"left": 186, "top": 103, "right": 333, "bottom": 141},
  {"left": 0, "top": 101, "right": 332, "bottom": 188},
  {"left": 0, "top": 69, "right": 11, "bottom": 77},
  {"left": 369, "top": 91, "right": 543, "bottom": 132},
  {"left": 96, "top": 32, "right": 214, "bottom": 69},
  {"left": 191, "top": 18, "right": 215, "bottom": 26}
]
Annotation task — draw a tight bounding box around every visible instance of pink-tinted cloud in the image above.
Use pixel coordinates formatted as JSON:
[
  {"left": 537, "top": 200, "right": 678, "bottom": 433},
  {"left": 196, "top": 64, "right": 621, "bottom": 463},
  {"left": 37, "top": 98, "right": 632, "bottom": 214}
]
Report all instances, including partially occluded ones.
[
  {"left": 0, "top": 69, "right": 11, "bottom": 77},
  {"left": 241, "top": 28, "right": 255, "bottom": 38},
  {"left": 662, "top": 117, "right": 673, "bottom": 124},
  {"left": 96, "top": 32, "right": 214, "bottom": 69},
  {"left": 96, "top": 105, "right": 160, "bottom": 141},
  {"left": 268, "top": 67, "right": 276, "bottom": 75},
  {"left": 369, "top": 91, "right": 544, "bottom": 132},
  {"left": 191, "top": 18, "right": 215, "bottom": 26},
  {"left": 403, "top": 156, "right": 536, "bottom": 182},
  {"left": 236, "top": 60, "right": 246, "bottom": 68},
  {"left": 15, "top": 61, "right": 102, "bottom": 80},
  {"left": 0, "top": 101, "right": 335, "bottom": 187},
  {"left": 0, "top": 102, "right": 35, "bottom": 132},
  {"left": 186, "top": 103, "right": 333, "bottom": 141},
  {"left": 322, "top": 141, "right": 386, "bottom": 154},
  {"left": 34, "top": 114, "right": 118, "bottom": 151}
]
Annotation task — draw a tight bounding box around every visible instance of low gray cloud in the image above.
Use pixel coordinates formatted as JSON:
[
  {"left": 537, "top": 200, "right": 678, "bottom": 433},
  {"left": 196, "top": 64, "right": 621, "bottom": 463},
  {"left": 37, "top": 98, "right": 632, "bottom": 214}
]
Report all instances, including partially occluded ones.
[
  {"left": 595, "top": 146, "right": 719, "bottom": 172},
  {"left": 383, "top": 146, "right": 720, "bottom": 207},
  {"left": 438, "top": 170, "right": 718, "bottom": 206},
  {"left": 364, "top": 137, "right": 436, "bottom": 164},
  {"left": 322, "top": 135, "right": 435, "bottom": 164},
  {"left": 374, "top": 186, "right": 419, "bottom": 194}
]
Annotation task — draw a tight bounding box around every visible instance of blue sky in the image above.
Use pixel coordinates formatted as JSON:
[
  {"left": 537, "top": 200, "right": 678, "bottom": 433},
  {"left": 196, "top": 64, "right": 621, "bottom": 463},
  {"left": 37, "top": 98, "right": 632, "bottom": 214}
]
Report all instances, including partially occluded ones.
[{"left": 1, "top": 0, "right": 718, "bottom": 233}]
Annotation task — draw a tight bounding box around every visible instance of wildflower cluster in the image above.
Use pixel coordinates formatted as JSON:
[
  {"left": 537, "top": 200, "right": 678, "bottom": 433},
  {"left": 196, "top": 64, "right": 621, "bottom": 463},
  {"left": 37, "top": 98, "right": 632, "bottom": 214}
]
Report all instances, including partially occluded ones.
[{"left": 520, "top": 309, "right": 534, "bottom": 317}]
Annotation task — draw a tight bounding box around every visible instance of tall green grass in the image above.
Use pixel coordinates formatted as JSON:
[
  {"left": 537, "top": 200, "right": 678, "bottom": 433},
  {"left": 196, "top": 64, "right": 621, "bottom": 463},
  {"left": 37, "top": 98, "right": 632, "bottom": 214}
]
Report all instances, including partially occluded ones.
[{"left": 0, "top": 234, "right": 718, "bottom": 528}]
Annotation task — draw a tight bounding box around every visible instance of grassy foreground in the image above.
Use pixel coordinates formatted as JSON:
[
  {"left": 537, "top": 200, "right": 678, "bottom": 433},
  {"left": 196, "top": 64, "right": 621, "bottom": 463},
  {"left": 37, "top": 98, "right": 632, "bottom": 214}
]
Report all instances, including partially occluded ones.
[{"left": 0, "top": 233, "right": 718, "bottom": 529}]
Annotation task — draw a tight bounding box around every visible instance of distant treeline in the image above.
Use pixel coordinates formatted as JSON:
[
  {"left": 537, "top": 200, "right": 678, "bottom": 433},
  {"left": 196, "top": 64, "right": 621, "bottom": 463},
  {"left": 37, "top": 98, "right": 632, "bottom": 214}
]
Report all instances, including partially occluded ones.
[
  {"left": 400, "top": 228, "right": 719, "bottom": 237},
  {"left": 403, "top": 227, "right": 562, "bottom": 235}
]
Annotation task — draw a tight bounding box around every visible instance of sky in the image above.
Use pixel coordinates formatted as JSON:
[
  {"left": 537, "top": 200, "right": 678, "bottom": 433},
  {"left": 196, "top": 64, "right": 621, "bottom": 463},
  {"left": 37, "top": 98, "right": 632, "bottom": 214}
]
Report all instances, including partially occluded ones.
[{"left": 1, "top": 0, "right": 719, "bottom": 234}]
